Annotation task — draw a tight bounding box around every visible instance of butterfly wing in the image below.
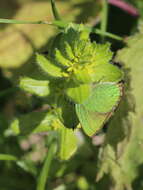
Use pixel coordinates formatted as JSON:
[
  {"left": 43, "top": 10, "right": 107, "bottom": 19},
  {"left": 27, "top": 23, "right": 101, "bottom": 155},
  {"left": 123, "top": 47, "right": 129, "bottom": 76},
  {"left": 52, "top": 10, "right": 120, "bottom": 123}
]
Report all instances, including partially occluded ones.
[
  {"left": 76, "top": 104, "right": 111, "bottom": 136},
  {"left": 76, "top": 82, "right": 123, "bottom": 136}
]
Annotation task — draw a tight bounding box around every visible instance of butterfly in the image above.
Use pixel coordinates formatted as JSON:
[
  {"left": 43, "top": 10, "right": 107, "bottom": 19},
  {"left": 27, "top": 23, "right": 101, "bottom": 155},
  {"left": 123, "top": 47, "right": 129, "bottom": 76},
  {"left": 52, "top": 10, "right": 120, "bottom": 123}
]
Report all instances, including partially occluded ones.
[{"left": 76, "top": 82, "right": 123, "bottom": 136}]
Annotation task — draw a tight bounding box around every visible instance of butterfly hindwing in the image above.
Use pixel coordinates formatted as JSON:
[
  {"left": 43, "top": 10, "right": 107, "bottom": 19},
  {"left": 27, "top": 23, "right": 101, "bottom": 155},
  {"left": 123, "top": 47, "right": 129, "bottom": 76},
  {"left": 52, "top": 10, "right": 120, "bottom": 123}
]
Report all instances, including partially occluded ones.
[
  {"left": 76, "top": 82, "right": 123, "bottom": 136},
  {"left": 76, "top": 104, "right": 111, "bottom": 136}
]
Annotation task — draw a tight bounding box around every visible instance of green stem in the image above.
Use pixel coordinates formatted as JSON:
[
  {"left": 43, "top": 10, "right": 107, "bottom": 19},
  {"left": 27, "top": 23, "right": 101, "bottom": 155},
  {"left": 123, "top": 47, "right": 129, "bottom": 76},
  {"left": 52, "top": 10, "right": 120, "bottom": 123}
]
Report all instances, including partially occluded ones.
[
  {"left": 50, "top": 0, "right": 61, "bottom": 20},
  {"left": 0, "top": 18, "right": 50, "bottom": 24},
  {"left": 0, "top": 19, "right": 122, "bottom": 41},
  {"left": 51, "top": 20, "right": 123, "bottom": 41},
  {"left": 100, "top": 0, "right": 108, "bottom": 41},
  {"left": 94, "top": 29, "right": 123, "bottom": 41},
  {"left": 37, "top": 141, "right": 56, "bottom": 190}
]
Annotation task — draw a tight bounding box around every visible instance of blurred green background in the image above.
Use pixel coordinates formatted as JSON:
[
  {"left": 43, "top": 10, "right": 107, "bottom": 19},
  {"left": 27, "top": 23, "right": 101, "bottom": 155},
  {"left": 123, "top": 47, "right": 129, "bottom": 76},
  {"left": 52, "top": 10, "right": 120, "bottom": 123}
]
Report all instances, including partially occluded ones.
[{"left": 0, "top": 0, "right": 143, "bottom": 190}]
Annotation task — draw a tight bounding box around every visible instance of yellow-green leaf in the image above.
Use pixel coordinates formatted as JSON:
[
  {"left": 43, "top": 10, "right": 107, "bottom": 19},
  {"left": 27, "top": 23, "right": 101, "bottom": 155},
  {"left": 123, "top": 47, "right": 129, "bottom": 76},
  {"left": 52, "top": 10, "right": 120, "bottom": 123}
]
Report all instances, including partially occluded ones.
[
  {"left": 66, "top": 84, "right": 91, "bottom": 104},
  {"left": 19, "top": 77, "right": 50, "bottom": 97},
  {"left": 91, "top": 63, "right": 124, "bottom": 83},
  {"left": 58, "top": 127, "right": 77, "bottom": 160},
  {"left": 36, "top": 54, "right": 63, "bottom": 78},
  {"left": 11, "top": 111, "right": 61, "bottom": 135},
  {"left": 0, "top": 154, "right": 17, "bottom": 161}
]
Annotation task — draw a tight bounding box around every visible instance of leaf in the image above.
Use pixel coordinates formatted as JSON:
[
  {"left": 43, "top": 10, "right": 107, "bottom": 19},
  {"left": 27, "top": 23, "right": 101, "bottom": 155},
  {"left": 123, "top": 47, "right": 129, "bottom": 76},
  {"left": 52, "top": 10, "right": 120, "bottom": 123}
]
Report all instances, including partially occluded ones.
[
  {"left": 73, "top": 68, "right": 91, "bottom": 84},
  {"left": 91, "top": 42, "right": 113, "bottom": 66},
  {"left": 57, "top": 127, "right": 77, "bottom": 160},
  {"left": 53, "top": 184, "right": 66, "bottom": 190},
  {"left": 19, "top": 77, "right": 50, "bottom": 97},
  {"left": 36, "top": 54, "right": 63, "bottom": 78},
  {"left": 55, "top": 96, "right": 78, "bottom": 129},
  {"left": 11, "top": 111, "right": 62, "bottom": 135},
  {"left": 76, "top": 83, "right": 122, "bottom": 136},
  {"left": 0, "top": 154, "right": 17, "bottom": 161},
  {"left": 0, "top": 1, "right": 80, "bottom": 68},
  {"left": 53, "top": 26, "right": 113, "bottom": 69},
  {"left": 37, "top": 140, "right": 57, "bottom": 190},
  {"left": 55, "top": 49, "right": 72, "bottom": 67},
  {"left": 16, "top": 160, "right": 37, "bottom": 176},
  {"left": 91, "top": 63, "right": 124, "bottom": 83},
  {"left": 66, "top": 83, "right": 91, "bottom": 104},
  {"left": 96, "top": 31, "right": 143, "bottom": 189}
]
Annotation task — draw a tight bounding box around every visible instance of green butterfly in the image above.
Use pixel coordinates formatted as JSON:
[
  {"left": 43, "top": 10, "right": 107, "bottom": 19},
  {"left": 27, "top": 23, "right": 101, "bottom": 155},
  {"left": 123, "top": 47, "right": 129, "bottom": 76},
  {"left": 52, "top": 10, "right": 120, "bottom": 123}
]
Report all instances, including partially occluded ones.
[{"left": 76, "top": 82, "right": 123, "bottom": 136}]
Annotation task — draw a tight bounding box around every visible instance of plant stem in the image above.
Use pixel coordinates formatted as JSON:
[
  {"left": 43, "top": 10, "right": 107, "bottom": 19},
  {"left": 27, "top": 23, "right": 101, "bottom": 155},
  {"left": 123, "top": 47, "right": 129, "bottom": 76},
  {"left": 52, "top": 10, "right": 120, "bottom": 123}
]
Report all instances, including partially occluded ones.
[
  {"left": 0, "top": 19, "right": 50, "bottom": 24},
  {"left": 50, "top": 0, "right": 61, "bottom": 20},
  {"left": 51, "top": 20, "right": 123, "bottom": 41},
  {"left": 36, "top": 141, "right": 56, "bottom": 190},
  {"left": 0, "top": 19, "right": 122, "bottom": 41},
  {"left": 94, "top": 29, "right": 123, "bottom": 41},
  {"left": 101, "top": 0, "right": 108, "bottom": 41}
]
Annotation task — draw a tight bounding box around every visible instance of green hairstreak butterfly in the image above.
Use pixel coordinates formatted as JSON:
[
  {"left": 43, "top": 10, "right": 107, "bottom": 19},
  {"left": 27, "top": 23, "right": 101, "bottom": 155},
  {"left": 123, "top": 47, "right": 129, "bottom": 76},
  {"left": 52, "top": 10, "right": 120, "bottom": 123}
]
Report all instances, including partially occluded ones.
[{"left": 76, "top": 82, "right": 123, "bottom": 136}]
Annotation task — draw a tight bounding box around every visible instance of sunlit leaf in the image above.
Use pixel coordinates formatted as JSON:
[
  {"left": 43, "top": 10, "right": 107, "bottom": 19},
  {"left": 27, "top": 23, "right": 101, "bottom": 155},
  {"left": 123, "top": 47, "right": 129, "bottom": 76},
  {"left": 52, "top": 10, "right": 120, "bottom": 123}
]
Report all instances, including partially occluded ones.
[
  {"left": 66, "top": 83, "right": 91, "bottom": 104},
  {"left": 0, "top": 154, "right": 17, "bottom": 161},
  {"left": 19, "top": 77, "right": 50, "bottom": 96},
  {"left": 36, "top": 54, "right": 63, "bottom": 78},
  {"left": 57, "top": 127, "right": 77, "bottom": 160},
  {"left": 91, "top": 63, "right": 124, "bottom": 83},
  {"left": 11, "top": 111, "right": 62, "bottom": 135}
]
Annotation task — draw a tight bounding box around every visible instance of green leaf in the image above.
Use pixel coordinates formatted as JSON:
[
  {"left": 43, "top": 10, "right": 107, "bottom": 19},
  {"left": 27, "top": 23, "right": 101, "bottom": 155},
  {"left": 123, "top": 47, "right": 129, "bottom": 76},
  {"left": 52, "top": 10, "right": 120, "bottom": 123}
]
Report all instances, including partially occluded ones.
[
  {"left": 53, "top": 26, "right": 113, "bottom": 70},
  {"left": 91, "top": 63, "right": 124, "bottom": 83},
  {"left": 55, "top": 49, "right": 71, "bottom": 67},
  {"left": 96, "top": 31, "right": 143, "bottom": 189},
  {"left": 11, "top": 111, "right": 62, "bottom": 135},
  {"left": 36, "top": 54, "right": 63, "bottom": 78},
  {"left": 66, "top": 83, "right": 91, "bottom": 104},
  {"left": 73, "top": 68, "right": 91, "bottom": 84},
  {"left": 53, "top": 184, "right": 66, "bottom": 190},
  {"left": 37, "top": 140, "right": 57, "bottom": 190},
  {"left": 91, "top": 42, "right": 113, "bottom": 65},
  {"left": 76, "top": 83, "right": 122, "bottom": 136},
  {"left": 0, "top": 1, "right": 79, "bottom": 68},
  {"left": 55, "top": 96, "right": 78, "bottom": 129},
  {"left": 57, "top": 127, "right": 77, "bottom": 160},
  {"left": 64, "top": 42, "right": 75, "bottom": 61},
  {"left": 0, "top": 154, "right": 17, "bottom": 161},
  {"left": 19, "top": 77, "right": 50, "bottom": 97},
  {"left": 16, "top": 160, "right": 37, "bottom": 176}
]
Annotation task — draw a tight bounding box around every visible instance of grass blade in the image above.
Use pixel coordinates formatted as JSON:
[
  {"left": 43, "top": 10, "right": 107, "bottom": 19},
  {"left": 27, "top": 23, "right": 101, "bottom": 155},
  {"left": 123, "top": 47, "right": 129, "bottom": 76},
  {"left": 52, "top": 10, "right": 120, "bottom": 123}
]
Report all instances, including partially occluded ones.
[
  {"left": 37, "top": 141, "right": 56, "bottom": 190},
  {"left": 0, "top": 18, "right": 48, "bottom": 24},
  {"left": 0, "top": 154, "right": 17, "bottom": 161}
]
